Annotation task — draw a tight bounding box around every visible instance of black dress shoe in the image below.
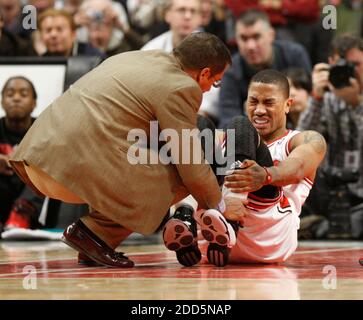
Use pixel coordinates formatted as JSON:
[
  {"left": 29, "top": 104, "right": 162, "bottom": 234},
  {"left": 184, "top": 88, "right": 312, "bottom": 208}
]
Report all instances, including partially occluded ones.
[{"left": 62, "top": 220, "right": 134, "bottom": 268}]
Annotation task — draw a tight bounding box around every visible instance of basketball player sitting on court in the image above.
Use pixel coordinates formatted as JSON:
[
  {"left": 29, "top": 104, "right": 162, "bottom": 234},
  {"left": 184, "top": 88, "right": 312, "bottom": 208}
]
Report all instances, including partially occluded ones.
[{"left": 163, "top": 69, "right": 327, "bottom": 267}]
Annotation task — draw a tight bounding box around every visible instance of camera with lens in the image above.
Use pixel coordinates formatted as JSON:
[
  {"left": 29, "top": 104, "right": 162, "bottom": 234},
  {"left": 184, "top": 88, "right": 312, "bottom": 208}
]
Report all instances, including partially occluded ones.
[
  {"left": 322, "top": 167, "right": 360, "bottom": 238},
  {"left": 328, "top": 58, "right": 356, "bottom": 89}
]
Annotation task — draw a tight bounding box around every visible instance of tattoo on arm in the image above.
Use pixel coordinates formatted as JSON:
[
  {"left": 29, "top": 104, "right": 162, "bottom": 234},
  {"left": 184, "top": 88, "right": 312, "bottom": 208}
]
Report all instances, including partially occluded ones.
[{"left": 302, "top": 131, "right": 326, "bottom": 154}]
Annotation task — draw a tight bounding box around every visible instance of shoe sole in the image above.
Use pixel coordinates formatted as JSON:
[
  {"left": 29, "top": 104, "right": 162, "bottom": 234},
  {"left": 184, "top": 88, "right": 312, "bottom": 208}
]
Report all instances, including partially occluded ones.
[
  {"left": 163, "top": 219, "right": 201, "bottom": 267},
  {"left": 78, "top": 252, "right": 102, "bottom": 267},
  {"left": 78, "top": 258, "right": 102, "bottom": 267},
  {"left": 207, "top": 243, "right": 230, "bottom": 268},
  {"left": 61, "top": 235, "right": 109, "bottom": 267},
  {"left": 61, "top": 235, "right": 133, "bottom": 268},
  {"left": 199, "top": 210, "right": 236, "bottom": 267}
]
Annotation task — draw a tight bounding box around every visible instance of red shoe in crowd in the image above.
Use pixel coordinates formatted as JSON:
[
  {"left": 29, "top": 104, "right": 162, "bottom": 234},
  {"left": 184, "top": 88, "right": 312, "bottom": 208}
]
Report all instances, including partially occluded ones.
[{"left": 4, "top": 199, "right": 37, "bottom": 229}]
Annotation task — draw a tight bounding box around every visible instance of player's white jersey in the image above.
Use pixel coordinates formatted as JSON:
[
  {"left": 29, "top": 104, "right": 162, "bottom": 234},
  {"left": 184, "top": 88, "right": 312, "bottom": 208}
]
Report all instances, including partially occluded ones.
[{"left": 229, "top": 130, "right": 313, "bottom": 264}]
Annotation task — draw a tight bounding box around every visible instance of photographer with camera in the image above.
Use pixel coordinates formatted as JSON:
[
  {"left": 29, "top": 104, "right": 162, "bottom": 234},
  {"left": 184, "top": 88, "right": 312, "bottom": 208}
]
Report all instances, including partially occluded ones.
[
  {"left": 298, "top": 33, "right": 363, "bottom": 240},
  {"left": 74, "top": 0, "right": 144, "bottom": 57}
]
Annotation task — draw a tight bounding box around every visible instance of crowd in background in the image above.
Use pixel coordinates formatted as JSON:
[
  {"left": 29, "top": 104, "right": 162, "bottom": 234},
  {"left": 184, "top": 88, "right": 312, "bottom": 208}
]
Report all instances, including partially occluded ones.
[{"left": 1, "top": 0, "right": 363, "bottom": 240}]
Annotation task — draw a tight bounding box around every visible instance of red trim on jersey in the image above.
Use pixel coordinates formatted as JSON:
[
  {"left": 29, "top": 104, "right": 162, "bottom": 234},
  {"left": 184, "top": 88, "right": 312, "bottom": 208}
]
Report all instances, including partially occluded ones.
[
  {"left": 285, "top": 139, "right": 290, "bottom": 157},
  {"left": 247, "top": 191, "right": 283, "bottom": 211},
  {"left": 286, "top": 136, "right": 293, "bottom": 156},
  {"left": 304, "top": 177, "right": 314, "bottom": 186},
  {"left": 279, "top": 195, "right": 291, "bottom": 209}
]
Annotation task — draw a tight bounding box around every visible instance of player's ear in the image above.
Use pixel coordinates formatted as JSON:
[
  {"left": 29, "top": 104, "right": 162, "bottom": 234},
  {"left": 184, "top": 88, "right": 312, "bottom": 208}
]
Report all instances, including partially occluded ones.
[{"left": 199, "top": 67, "right": 211, "bottom": 79}]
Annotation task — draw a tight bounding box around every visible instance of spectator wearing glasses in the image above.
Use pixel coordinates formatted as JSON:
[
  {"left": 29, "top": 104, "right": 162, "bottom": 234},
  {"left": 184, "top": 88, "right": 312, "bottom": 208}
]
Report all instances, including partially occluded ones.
[
  {"left": 142, "top": 0, "right": 202, "bottom": 52},
  {"left": 142, "top": 0, "right": 222, "bottom": 125}
]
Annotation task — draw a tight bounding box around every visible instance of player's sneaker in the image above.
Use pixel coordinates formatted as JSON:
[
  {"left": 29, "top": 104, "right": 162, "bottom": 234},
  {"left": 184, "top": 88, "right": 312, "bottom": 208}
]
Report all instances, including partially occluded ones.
[
  {"left": 196, "top": 209, "right": 239, "bottom": 267},
  {"left": 163, "top": 205, "right": 201, "bottom": 267}
]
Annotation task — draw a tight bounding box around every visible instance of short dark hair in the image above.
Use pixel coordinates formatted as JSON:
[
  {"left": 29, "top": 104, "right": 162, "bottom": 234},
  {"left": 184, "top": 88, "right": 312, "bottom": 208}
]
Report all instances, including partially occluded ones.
[
  {"left": 283, "top": 68, "right": 312, "bottom": 93},
  {"left": 236, "top": 9, "right": 271, "bottom": 27},
  {"left": 329, "top": 33, "right": 363, "bottom": 58},
  {"left": 1, "top": 76, "right": 38, "bottom": 100},
  {"left": 249, "top": 69, "right": 290, "bottom": 98},
  {"left": 173, "top": 32, "right": 232, "bottom": 76}
]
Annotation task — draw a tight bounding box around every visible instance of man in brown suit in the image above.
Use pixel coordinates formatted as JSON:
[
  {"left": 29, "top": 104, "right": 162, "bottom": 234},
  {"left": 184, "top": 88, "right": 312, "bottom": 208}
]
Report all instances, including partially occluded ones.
[{"left": 9, "top": 32, "right": 232, "bottom": 267}]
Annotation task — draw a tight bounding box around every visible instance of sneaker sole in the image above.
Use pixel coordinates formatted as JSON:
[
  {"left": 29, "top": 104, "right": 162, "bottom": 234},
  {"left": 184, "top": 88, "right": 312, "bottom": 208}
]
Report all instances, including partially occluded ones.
[
  {"left": 207, "top": 243, "right": 230, "bottom": 267},
  {"left": 199, "top": 210, "right": 236, "bottom": 267},
  {"left": 163, "top": 219, "right": 201, "bottom": 267}
]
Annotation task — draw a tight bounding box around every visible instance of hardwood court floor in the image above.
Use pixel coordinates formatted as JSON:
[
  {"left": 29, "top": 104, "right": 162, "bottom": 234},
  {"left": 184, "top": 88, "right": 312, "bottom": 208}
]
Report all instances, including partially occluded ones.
[{"left": 0, "top": 237, "right": 362, "bottom": 300}]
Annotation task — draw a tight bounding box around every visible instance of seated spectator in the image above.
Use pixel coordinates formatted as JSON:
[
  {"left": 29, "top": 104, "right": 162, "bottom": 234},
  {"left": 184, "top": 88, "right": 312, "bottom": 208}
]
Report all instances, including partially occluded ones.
[
  {"left": 75, "top": 0, "right": 144, "bottom": 57},
  {"left": 283, "top": 67, "right": 312, "bottom": 129},
  {"left": 126, "top": 0, "right": 165, "bottom": 38},
  {"left": 28, "top": 0, "right": 55, "bottom": 13},
  {"left": 37, "top": 8, "right": 104, "bottom": 58},
  {"left": 225, "top": 0, "right": 320, "bottom": 29},
  {"left": 224, "top": 0, "right": 328, "bottom": 64},
  {"left": 0, "top": 0, "right": 29, "bottom": 39},
  {"left": 298, "top": 33, "right": 363, "bottom": 239},
  {"left": 200, "top": 0, "right": 226, "bottom": 43},
  {"left": 0, "top": 76, "right": 36, "bottom": 230},
  {"left": 335, "top": 0, "right": 363, "bottom": 37},
  {"left": 62, "top": 0, "right": 84, "bottom": 16},
  {"left": 0, "top": 6, "right": 35, "bottom": 56},
  {"left": 142, "top": 0, "right": 202, "bottom": 51},
  {"left": 217, "top": 9, "right": 311, "bottom": 128},
  {"left": 142, "top": 0, "right": 222, "bottom": 125}
]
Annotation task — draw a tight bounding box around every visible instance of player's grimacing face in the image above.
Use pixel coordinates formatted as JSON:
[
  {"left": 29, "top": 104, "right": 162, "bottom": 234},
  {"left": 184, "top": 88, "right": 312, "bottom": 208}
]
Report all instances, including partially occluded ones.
[{"left": 246, "top": 82, "right": 290, "bottom": 140}]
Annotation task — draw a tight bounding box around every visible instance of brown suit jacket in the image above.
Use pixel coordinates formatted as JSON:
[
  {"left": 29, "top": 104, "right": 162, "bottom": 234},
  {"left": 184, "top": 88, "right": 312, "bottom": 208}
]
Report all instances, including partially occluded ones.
[{"left": 10, "top": 50, "right": 222, "bottom": 234}]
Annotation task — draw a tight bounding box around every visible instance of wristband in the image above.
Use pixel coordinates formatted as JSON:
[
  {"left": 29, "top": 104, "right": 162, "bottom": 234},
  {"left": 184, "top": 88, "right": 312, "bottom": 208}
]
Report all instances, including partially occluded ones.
[
  {"left": 216, "top": 198, "right": 226, "bottom": 213},
  {"left": 262, "top": 166, "right": 273, "bottom": 185}
]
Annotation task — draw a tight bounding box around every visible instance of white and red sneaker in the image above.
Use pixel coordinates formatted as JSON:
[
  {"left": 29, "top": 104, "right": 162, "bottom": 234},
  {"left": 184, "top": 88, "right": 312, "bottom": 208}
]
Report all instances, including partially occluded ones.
[{"left": 195, "top": 209, "right": 238, "bottom": 267}]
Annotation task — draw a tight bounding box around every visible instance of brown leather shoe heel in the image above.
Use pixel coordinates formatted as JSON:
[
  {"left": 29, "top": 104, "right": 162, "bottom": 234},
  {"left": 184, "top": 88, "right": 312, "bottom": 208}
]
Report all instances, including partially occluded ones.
[{"left": 62, "top": 220, "right": 134, "bottom": 268}]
